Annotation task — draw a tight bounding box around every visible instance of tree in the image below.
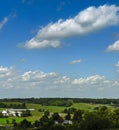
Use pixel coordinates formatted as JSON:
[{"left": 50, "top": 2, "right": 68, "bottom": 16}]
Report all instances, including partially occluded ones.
[
  {"left": 40, "top": 115, "right": 49, "bottom": 126},
  {"left": 112, "top": 109, "right": 119, "bottom": 128},
  {"left": 80, "top": 111, "right": 112, "bottom": 130},
  {"left": 21, "top": 110, "right": 31, "bottom": 117},
  {"left": 34, "top": 120, "right": 40, "bottom": 128},
  {"left": 52, "top": 112, "right": 64, "bottom": 123},
  {"left": 12, "top": 119, "right": 17, "bottom": 127},
  {"left": 65, "top": 112, "right": 71, "bottom": 120},
  {"left": 44, "top": 110, "right": 50, "bottom": 117},
  {"left": 19, "top": 119, "right": 31, "bottom": 129},
  {"left": 6, "top": 119, "right": 9, "bottom": 124},
  {"left": 22, "top": 102, "right": 26, "bottom": 108},
  {"left": 73, "top": 109, "right": 83, "bottom": 123},
  {"left": 0, "top": 112, "right": 4, "bottom": 118}
]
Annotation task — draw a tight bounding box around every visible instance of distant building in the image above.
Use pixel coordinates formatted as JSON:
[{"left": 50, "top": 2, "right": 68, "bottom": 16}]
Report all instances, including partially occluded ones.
[
  {"left": 63, "top": 120, "right": 73, "bottom": 125},
  {"left": 2, "top": 109, "right": 22, "bottom": 117},
  {"left": 2, "top": 108, "right": 34, "bottom": 117},
  {"left": 2, "top": 110, "right": 8, "bottom": 117}
]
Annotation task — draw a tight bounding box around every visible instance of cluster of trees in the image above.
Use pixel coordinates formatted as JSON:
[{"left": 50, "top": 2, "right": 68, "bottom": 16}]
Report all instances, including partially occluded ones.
[
  {"left": 27, "top": 98, "right": 73, "bottom": 107},
  {"left": 0, "top": 98, "right": 74, "bottom": 107},
  {"left": 21, "top": 110, "right": 31, "bottom": 117},
  {"left": 0, "top": 102, "right": 26, "bottom": 109},
  {"left": 12, "top": 106, "right": 119, "bottom": 130},
  {"left": 1, "top": 98, "right": 119, "bottom": 106},
  {"left": 73, "top": 98, "right": 119, "bottom": 105},
  {"left": 40, "top": 99, "right": 73, "bottom": 107},
  {"left": 63, "top": 107, "right": 77, "bottom": 114}
]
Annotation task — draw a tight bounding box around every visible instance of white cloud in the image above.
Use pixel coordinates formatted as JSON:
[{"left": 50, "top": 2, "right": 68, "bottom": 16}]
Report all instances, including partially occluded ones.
[
  {"left": 0, "top": 17, "right": 9, "bottom": 30},
  {"left": 21, "top": 4, "right": 119, "bottom": 49},
  {"left": 106, "top": 40, "right": 119, "bottom": 52},
  {"left": 0, "top": 13, "right": 16, "bottom": 31},
  {"left": 0, "top": 66, "right": 114, "bottom": 89},
  {"left": 72, "top": 75, "right": 110, "bottom": 87},
  {"left": 21, "top": 71, "right": 57, "bottom": 82},
  {"left": 22, "top": 38, "right": 61, "bottom": 49},
  {"left": 0, "top": 66, "right": 15, "bottom": 79},
  {"left": 70, "top": 59, "right": 82, "bottom": 64},
  {"left": 1, "top": 65, "right": 119, "bottom": 97}
]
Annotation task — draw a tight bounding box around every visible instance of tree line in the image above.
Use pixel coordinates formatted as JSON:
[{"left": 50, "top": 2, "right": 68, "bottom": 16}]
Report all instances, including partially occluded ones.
[
  {"left": 1, "top": 98, "right": 119, "bottom": 106},
  {"left": 0, "top": 102, "right": 26, "bottom": 109}
]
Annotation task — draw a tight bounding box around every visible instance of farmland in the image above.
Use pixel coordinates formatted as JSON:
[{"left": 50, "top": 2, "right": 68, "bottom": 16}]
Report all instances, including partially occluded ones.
[
  {"left": 0, "top": 98, "right": 119, "bottom": 130},
  {"left": 0, "top": 98, "right": 115, "bottom": 125},
  {"left": 0, "top": 102, "right": 99, "bottom": 124}
]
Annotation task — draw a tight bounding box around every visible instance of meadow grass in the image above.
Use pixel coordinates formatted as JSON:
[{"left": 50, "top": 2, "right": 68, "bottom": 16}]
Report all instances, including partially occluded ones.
[{"left": 0, "top": 102, "right": 115, "bottom": 125}]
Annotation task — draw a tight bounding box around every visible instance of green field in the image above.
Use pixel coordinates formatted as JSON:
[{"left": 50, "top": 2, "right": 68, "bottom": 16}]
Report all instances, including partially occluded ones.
[
  {"left": 0, "top": 102, "right": 66, "bottom": 124},
  {"left": 0, "top": 102, "right": 114, "bottom": 125}
]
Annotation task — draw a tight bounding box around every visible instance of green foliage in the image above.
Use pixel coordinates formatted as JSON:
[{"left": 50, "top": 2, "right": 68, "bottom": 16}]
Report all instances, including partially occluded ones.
[
  {"left": 21, "top": 110, "right": 31, "bottom": 117},
  {"left": 2, "top": 98, "right": 119, "bottom": 130},
  {"left": 44, "top": 110, "right": 50, "bottom": 117},
  {"left": 63, "top": 107, "right": 77, "bottom": 114},
  {"left": 51, "top": 112, "right": 64, "bottom": 123},
  {"left": 0, "top": 102, "right": 26, "bottom": 109},
  {"left": 18, "top": 119, "right": 31, "bottom": 129},
  {"left": 0, "top": 112, "right": 5, "bottom": 117},
  {"left": 65, "top": 112, "right": 71, "bottom": 120},
  {"left": 80, "top": 111, "right": 112, "bottom": 130},
  {"left": 41, "top": 99, "right": 73, "bottom": 107},
  {"left": 1, "top": 98, "right": 119, "bottom": 106},
  {"left": 73, "top": 109, "right": 84, "bottom": 123},
  {"left": 112, "top": 109, "right": 119, "bottom": 128}
]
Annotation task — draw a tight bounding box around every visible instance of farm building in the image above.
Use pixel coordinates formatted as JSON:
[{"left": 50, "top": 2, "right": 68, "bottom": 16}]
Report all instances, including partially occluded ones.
[
  {"left": 2, "top": 109, "right": 22, "bottom": 117},
  {"left": 2, "top": 108, "right": 34, "bottom": 117}
]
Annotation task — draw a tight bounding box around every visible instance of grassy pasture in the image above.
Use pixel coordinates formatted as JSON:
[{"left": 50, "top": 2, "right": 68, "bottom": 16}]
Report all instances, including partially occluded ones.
[{"left": 0, "top": 102, "right": 115, "bottom": 125}]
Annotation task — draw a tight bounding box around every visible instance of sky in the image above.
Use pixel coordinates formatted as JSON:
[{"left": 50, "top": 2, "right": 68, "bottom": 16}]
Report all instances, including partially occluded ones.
[{"left": 0, "top": 0, "right": 119, "bottom": 98}]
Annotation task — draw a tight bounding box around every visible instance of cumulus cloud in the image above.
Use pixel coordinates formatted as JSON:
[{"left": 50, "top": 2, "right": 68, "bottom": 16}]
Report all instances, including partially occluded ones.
[
  {"left": 0, "top": 66, "right": 15, "bottom": 79},
  {"left": 22, "top": 38, "right": 61, "bottom": 49},
  {"left": 72, "top": 75, "right": 111, "bottom": 87},
  {"left": 70, "top": 59, "right": 82, "bottom": 64},
  {"left": 0, "top": 17, "right": 9, "bottom": 30},
  {"left": 0, "top": 66, "right": 115, "bottom": 89},
  {"left": 21, "top": 71, "right": 57, "bottom": 83},
  {"left": 106, "top": 40, "right": 119, "bottom": 52},
  {"left": 0, "top": 65, "right": 119, "bottom": 97},
  {"left": 21, "top": 4, "right": 119, "bottom": 49}
]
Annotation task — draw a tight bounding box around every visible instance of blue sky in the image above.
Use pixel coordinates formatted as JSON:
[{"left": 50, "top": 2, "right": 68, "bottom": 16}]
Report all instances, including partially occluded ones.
[{"left": 0, "top": 0, "right": 119, "bottom": 98}]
